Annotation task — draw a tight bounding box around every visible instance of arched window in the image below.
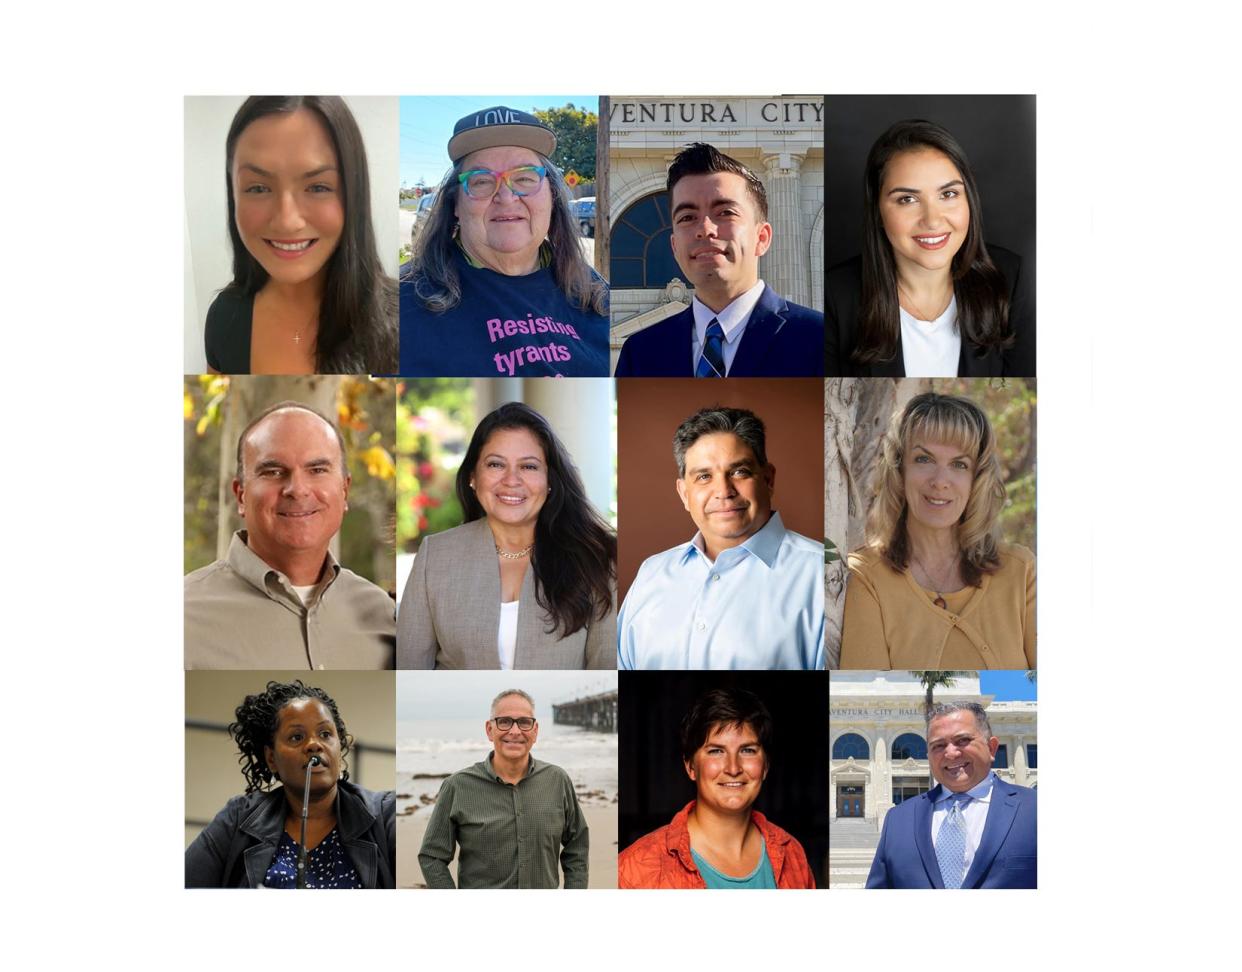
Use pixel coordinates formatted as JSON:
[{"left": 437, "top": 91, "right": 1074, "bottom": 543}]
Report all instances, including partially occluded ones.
[
  {"left": 891, "top": 733, "right": 928, "bottom": 760},
  {"left": 609, "top": 192, "right": 680, "bottom": 288},
  {"left": 832, "top": 733, "right": 869, "bottom": 761}
]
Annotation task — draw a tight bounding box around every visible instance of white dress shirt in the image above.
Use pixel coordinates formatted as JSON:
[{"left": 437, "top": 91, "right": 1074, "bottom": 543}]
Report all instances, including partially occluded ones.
[
  {"left": 690, "top": 280, "right": 768, "bottom": 375},
  {"left": 497, "top": 600, "right": 519, "bottom": 669},
  {"left": 930, "top": 771, "right": 996, "bottom": 877}
]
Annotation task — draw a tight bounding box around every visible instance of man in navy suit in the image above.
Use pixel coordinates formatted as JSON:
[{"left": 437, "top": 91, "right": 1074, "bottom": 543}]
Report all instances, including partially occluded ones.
[
  {"left": 613, "top": 143, "right": 823, "bottom": 377},
  {"left": 866, "top": 702, "right": 1036, "bottom": 889}
]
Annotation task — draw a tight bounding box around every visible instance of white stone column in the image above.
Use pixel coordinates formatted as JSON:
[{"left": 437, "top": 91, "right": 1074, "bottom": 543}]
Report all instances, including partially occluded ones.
[
  {"left": 1011, "top": 734, "right": 1029, "bottom": 786},
  {"left": 472, "top": 378, "right": 522, "bottom": 415},
  {"left": 872, "top": 733, "right": 890, "bottom": 825},
  {"left": 760, "top": 147, "right": 809, "bottom": 306},
  {"left": 522, "top": 378, "right": 613, "bottom": 521}
]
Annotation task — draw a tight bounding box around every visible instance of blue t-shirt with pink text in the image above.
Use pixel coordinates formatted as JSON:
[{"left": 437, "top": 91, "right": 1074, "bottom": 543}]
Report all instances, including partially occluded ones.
[{"left": 399, "top": 254, "right": 610, "bottom": 377}]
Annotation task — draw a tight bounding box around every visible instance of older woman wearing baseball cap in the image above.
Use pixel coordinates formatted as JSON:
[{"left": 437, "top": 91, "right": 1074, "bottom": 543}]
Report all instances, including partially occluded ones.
[{"left": 399, "top": 105, "right": 609, "bottom": 377}]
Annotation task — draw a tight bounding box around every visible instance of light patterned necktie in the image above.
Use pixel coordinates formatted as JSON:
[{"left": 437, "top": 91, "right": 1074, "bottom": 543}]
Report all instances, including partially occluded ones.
[
  {"left": 936, "top": 793, "right": 971, "bottom": 889},
  {"left": 696, "top": 318, "right": 726, "bottom": 377}
]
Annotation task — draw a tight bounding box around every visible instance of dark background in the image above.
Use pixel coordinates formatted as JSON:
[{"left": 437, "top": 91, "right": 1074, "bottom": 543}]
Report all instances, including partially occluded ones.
[
  {"left": 825, "top": 94, "right": 1036, "bottom": 287},
  {"left": 619, "top": 670, "right": 829, "bottom": 887}
]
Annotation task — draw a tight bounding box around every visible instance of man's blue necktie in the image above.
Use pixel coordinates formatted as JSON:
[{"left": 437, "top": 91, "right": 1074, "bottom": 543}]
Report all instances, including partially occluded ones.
[
  {"left": 696, "top": 318, "right": 726, "bottom": 378},
  {"left": 935, "top": 793, "right": 971, "bottom": 889}
]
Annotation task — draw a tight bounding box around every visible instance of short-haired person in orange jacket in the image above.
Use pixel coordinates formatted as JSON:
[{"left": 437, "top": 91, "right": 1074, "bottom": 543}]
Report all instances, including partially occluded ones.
[{"left": 618, "top": 688, "right": 814, "bottom": 888}]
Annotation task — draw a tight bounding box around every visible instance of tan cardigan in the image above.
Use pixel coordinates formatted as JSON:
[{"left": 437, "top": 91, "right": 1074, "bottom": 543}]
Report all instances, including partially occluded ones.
[
  {"left": 839, "top": 543, "right": 1035, "bottom": 670},
  {"left": 397, "top": 519, "right": 615, "bottom": 670}
]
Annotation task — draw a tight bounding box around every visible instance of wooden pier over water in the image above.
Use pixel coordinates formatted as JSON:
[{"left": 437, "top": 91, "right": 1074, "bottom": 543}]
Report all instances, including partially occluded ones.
[{"left": 552, "top": 690, "right": 617, "bottom": 733}]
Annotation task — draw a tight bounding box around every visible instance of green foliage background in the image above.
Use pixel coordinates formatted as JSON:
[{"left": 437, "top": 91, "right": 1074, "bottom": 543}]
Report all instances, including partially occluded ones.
[
  {"left": 930, "top": 378, "right": 1036, "bottom": 551},
  {"left": 396, "top": 379, "right": 475, "bottom": 552},
  {"left": 183, "top": 376, "right": 396, "bottom": 588},
  {"left": 532, "top": 104, "right": 597, "bottom": 183}
]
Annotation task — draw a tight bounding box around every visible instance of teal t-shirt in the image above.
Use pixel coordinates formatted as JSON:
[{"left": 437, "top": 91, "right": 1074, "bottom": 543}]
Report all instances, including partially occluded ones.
[{"left": 690, "top": 838, "right": 777, "bottom": 889}]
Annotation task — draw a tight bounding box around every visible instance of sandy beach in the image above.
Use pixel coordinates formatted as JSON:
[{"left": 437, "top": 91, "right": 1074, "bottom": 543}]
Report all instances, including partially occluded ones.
[
  {"left": 397, "top": 799, "right": 617, "bottom": 889},
  {"left": 394, "top": 677, "right": 618, "bottom": 888}
]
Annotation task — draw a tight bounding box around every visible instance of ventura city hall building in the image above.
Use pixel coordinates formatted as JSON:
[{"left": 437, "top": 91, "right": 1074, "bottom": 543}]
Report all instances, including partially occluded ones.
[
  {"left": 606, "top": 95, "right": 824, "bottom": 372},
  {"left": 828, "top": 672, "right": 1037, "bottom": 887}
]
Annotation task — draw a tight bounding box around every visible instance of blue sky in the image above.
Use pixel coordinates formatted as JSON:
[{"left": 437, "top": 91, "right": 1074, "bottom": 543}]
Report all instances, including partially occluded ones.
[
  {"left": 400, "top": 95, "right": 597, "bottom": 188},
  {"left": 979, "top": 670, "right": 1038, "bottom": 701}
]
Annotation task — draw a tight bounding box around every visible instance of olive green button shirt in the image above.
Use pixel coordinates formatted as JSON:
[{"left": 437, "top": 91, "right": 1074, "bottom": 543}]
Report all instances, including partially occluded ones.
[
  {"left": 418, "top": 754, "right": 589, "bottom": 889},
  {"left": 184, "top": 531, "right": 395, "bottom": 670}
]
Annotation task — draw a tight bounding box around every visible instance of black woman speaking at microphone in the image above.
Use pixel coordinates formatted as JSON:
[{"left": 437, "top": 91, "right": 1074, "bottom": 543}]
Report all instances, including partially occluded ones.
[{"left": 185, "top": 680, "right": 395, "bottom": 888}]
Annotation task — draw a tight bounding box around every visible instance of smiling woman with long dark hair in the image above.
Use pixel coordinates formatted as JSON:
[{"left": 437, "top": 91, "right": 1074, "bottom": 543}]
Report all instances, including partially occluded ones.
[
  {"left": 398, "top": 401, "right": 616, "bottom": 669},
  {"left": 826, "top": 119, "right": 1033, "bottom": 378},
  {"left": 185, "top": 680, "right": 395, "bottom": 888},
  {"left": 206, "top": 96, "right": 397, "bottom": 375}
]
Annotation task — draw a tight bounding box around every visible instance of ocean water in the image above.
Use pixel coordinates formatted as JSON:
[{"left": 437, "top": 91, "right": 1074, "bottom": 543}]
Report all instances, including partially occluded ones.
[{"left": 395, "top": 718, "right": 617, "bottom": 816}]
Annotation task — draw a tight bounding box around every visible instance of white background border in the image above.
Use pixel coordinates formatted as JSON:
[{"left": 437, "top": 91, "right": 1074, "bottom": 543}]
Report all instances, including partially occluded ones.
[{"left": 6, "top": 0, "right": 1231, "bottom": 966}]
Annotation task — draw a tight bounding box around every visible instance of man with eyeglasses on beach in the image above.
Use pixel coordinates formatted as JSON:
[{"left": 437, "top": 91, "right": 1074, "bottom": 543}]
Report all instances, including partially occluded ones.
[{"left": 418, "top": 689, "right": 589, "bottom": 888}]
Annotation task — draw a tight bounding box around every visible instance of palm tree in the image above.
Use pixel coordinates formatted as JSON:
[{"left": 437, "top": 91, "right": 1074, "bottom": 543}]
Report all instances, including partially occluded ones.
[
  {"left": 908, "top": 670, "right": 972, "bottom": 718},
  {"left": 909, "top": 670, "right": 972, "bottom": 787}
]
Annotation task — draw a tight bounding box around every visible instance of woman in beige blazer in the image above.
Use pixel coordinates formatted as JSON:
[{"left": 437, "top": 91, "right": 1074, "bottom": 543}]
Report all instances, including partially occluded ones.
[{"left": 398, "top": 402, "right": 615, "bottom": 669}]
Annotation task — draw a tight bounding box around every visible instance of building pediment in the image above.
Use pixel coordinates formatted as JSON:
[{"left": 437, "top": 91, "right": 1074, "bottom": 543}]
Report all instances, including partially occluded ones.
[
  {"left": 830, "top": 757, "right": 871, "bottom": 783},
  {"left": 610, "top": 280, "right": 692, "bottom": 343}
]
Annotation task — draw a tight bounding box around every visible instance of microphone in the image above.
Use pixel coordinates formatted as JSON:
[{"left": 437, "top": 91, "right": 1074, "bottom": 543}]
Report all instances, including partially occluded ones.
[{"left": 297, "top": 756, "right": 322, "bottom": 889}]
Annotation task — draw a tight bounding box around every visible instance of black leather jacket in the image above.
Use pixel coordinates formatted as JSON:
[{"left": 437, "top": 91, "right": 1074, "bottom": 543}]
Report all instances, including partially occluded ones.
[{"left": 185, "top": 780, "right": 396, "bottom": 888}]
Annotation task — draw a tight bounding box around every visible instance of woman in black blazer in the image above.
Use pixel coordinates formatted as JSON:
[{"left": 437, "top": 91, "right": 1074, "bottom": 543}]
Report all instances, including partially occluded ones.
[{"left": 826, "top": 120, "right": 1033, "bottom": 378}]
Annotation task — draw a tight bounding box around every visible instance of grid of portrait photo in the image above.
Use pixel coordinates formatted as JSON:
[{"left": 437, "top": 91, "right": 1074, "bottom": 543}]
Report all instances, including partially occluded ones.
[{"left": 183, "top": 93, "right": 1036, "bottom": 892}]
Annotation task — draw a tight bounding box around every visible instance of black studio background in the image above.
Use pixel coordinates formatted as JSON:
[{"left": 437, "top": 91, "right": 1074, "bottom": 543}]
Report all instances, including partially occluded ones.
[
  {"left": 618, "top": 670, "right": 829, "bottom": 886},
  {"left": 824, "top": 94, "right": 1036, "bottom": 289}
]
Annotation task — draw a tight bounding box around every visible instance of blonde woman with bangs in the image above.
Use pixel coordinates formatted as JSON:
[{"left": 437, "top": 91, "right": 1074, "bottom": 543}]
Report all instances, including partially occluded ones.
[{"left": 839, "top": 392, "right": 1034, "bottom": 669}]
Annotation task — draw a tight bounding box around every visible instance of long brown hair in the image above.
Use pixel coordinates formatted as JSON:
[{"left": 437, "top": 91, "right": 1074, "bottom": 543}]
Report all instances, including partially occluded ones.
[
  {"left": 855, "top": 120, "right": 1012, "bottom": 366},
  {"left": 224, "top": 96, "right": 397, "bottom": 373},
  {"left": 456, "top": 403, "right": 615, "bottom": 637}
]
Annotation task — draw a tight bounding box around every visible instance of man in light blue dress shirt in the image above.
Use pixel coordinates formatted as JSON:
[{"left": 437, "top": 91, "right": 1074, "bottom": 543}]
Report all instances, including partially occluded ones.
[{"left": 617, "top": 406, "right": 824, "bottom": 670}]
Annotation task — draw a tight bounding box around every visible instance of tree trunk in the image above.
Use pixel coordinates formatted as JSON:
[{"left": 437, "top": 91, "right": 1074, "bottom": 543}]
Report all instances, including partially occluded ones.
[
  {"left": 825, "top": 378, "right": 932, "bottom": 667},
  {"left": 595, "top": 96, "right": 610, "bottom": 276},
  {"left": 216, "top": 376, "right": 340, "bottom": 562}
]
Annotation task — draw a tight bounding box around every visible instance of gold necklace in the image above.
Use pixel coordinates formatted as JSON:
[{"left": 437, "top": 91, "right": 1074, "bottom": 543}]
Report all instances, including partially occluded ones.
[
  {"left": 897, "top": 283, "right": 952, "bottom": 322},
  {"left": 495, "top": 542, "right": 533, "bottom": 560},
  {"left": 911, "top": 550, "right": 960, "bottom": 610}
]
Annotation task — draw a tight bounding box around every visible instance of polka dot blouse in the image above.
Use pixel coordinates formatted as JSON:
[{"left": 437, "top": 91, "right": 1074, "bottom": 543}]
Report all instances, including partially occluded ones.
[{"left": 263, "top": 826, "right": 362, "bottom": 889}]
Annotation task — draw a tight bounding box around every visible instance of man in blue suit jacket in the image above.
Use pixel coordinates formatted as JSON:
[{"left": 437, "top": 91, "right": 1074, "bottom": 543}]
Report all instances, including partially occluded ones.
[
  {"left": 866, "top": 702, "right": 1036, "bottom": 889},
  {"left": 614, "top": 143, "right": 824, "bottom": 378}
]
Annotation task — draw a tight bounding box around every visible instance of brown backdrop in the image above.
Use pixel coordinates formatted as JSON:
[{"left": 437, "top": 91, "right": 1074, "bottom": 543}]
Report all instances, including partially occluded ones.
[{"left": 617, "top": 378, "right": 824, "bottom": 602}]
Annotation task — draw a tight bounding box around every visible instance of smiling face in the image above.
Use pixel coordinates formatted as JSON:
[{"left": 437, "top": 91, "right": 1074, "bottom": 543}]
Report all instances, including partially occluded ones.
[
  {"left": 231, "top": 108, "right": 344, "bottom": 288},
  {"left": 684, "top": 721, "right": 768, "bottom": 815},
  {"left": 470, "top": 427, "right": 549, "bottom": 535},
  {"left": 264, "top": 697, "right": 343, "bottom": 796},
  {"left": 902, "top": 438, "right": 974, "bottom": 534},
  {"left": 669, "top": 171, "right": 772, "bottom": 309},
  {"left": 928, "top": 709, "right": 999, "bottom": 793},
  {"left": 233, "top": 408, "right": 350, "bottom": 568},
  {"left": 485, "top": 692, "right": 539, "bottom": 763},
  {"left": 454, "top": 146, "right": 552, "bottom": 273},
  {"left": 676, "top": 432, "right": 774, "bottom": 560},
  {"left": 879, "top": 147, "right": 970, "bottom": 278}
]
